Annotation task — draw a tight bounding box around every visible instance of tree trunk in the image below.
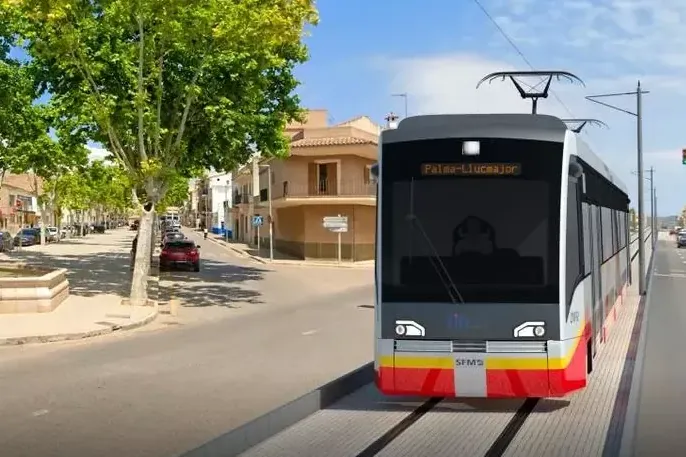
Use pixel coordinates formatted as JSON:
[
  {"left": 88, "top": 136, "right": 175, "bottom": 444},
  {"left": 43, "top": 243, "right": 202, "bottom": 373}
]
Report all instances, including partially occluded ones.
[
  {"left": 39, "top": 202, "right": 46, "bottom": 245},
  {"left": 129, "top": 202, "right": 155, "bottom": 306}
]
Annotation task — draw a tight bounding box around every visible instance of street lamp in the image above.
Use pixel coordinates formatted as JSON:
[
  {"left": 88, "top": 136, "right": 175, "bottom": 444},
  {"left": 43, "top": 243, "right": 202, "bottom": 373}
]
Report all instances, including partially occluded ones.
[
  {"left": 631, "top": 167, "right": 656, "bottom": 248},
  {"left": 259, "top": 164, "right": 274, "bottom": 262},
  {"left": 586, "top": 81, "right": 650, "bottom": 295},
  {"left": 391, "top": 93, "right": 408, "bottom": 118}
]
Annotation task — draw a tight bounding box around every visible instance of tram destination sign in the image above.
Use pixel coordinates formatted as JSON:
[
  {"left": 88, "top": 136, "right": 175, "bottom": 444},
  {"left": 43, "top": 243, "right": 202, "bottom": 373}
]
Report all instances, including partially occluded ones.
[{"left": 422, "top": 162, "right": 522, "bottom": 176}]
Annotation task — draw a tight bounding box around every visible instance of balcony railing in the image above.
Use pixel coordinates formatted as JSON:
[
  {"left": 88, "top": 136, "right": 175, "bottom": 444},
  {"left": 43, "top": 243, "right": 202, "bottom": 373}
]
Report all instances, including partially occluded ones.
[{"left": 279, "top": 179, "right": 376, "bottom": 199}]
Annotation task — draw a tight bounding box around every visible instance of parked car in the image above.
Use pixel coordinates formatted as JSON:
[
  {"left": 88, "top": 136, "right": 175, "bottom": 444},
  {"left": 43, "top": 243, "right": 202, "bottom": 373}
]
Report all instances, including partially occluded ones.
[
  {"left": 14, "top": 228, "right": 40, "bottom": 247},
  {"left": 678, "top": 231, "right": 686, "bottom": 248},
  {"left": 46, "top": 226, "right": 59, "bottom": 242},
  {"left": 0, "top": 231, "right": 14, "bottom": 252},
  {"left": 160, "top": 240, "right": 200, "bottom": 271}
]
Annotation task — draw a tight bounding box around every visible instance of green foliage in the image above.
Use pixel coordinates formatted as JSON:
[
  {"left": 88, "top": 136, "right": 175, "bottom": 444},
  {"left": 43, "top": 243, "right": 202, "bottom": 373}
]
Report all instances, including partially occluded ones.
[
  {"left": 46, "top": 160, "right": 133, "bottom": 215},
  {"left": 4, "top": 0, "right": 318, "bottom": 203},
  {"left": 156, "top": 173, "right": 188, "bottom": 213}
]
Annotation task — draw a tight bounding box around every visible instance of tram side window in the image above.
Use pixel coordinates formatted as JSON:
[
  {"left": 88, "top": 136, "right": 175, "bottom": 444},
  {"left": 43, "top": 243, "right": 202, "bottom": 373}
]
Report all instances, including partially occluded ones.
[
  {"left": 612, "top": 210, "right": 618, "bottom": 254},
  {"left": 581, "top": 202, "right": 592, "bottom": 275},
  {"left": 566, "top": 178, "right": 583, "bottom": 309},
  {"left": 619, "top": 212, "right": 626, "bottom": 248},
  {"left": 601, "top": 207, "right": 613, "bottom": 262}
]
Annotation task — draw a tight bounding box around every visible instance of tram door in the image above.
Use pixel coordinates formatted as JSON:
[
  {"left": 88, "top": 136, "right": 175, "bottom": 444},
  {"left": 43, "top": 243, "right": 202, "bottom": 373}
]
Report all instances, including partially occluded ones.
[{"left": 589, "top": 205, "right": 603, "bottom": 356}]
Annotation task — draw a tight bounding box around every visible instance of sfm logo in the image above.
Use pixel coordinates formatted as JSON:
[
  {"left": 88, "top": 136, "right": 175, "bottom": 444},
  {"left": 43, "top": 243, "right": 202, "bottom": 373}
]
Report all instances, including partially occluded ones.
[
  {"left": 447, "top": 313, "right": 471, "bottom": 329},
  {"left": 456, "top": 358, "right": 484, "bottom": 367}
]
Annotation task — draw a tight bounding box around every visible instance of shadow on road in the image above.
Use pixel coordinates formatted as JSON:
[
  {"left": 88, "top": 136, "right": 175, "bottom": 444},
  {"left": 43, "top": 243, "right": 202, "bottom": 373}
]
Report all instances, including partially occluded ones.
[
  {"left": 8, "top": 249, "right": 132, "bottom": 297},
  {"left": 160, "top": 259, "right": 267, "bottom": 309}
]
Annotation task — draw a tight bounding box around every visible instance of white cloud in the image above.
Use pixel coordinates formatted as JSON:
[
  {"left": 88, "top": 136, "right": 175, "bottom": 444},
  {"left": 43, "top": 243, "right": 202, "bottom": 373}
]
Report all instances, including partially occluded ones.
[
  {"left": 380, "top": 52, "right": 686, "bottom": 215},
  {"left": 385, "top": 54, "right": 586, "bottom": 118},
  {"left": 485, "top": 0, "right": 686, "bottom": 83}
]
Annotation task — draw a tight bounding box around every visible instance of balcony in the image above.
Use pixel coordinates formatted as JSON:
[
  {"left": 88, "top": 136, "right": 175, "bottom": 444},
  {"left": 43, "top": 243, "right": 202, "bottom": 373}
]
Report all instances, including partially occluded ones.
[{"left": 262, "top": 179, "right": 376, "bottom": 207}]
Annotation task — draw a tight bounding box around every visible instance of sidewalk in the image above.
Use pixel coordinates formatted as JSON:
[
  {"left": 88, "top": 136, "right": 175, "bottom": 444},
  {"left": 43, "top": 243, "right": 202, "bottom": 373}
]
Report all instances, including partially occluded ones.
[
  {"left": 201, "top": 231, "right": 374, "bottom": 269},
  {"left": 0, "top": 229, "right": 158, "bottom": 345}
]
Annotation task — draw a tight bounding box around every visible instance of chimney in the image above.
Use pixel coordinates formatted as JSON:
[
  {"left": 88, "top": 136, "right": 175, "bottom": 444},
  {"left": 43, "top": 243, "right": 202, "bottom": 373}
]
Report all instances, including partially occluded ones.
[{"left": 384, "top": 112, "right": 399, "bottom": 129}]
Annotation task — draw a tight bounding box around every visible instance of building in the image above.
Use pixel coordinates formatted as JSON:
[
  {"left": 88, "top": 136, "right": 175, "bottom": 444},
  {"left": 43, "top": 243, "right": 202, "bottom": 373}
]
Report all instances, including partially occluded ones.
[
  {"left": 0, "top": 173, "right": 42, "bottom": 232},
  {"left": 195, "top": 171, "right": 233, "bottom": 233},
  {"left": 232, "top": 109, "right": 379, "bottom": 261}
]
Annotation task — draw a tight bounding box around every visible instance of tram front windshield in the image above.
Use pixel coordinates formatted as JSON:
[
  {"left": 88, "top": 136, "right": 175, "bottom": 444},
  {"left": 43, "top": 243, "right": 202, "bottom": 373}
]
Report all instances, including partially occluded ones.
[{"left": 380, "top": 137, "right": 563, "bottom": 304}]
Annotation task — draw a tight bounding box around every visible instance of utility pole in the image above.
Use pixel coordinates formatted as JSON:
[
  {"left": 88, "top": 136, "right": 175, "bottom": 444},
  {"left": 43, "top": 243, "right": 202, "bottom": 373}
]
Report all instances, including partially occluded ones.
[
  {"left": 586, "top": 81, "right": 650, "bottom": 295},
  {"left": 648, "top": 166, "right": 655, "bottom": 247}
]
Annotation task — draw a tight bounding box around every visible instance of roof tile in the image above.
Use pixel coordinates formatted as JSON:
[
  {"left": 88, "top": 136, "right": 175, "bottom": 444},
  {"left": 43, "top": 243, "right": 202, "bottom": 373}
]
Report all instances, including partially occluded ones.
[{"left": 290, "top": 136, "right": 377, "bottom": 148}]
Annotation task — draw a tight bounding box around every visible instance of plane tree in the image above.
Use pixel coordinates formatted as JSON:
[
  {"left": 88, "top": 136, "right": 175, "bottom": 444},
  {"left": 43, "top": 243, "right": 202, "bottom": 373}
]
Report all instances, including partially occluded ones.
[{"left": 4, "top": 0, "right": 318, "bottom": 304}]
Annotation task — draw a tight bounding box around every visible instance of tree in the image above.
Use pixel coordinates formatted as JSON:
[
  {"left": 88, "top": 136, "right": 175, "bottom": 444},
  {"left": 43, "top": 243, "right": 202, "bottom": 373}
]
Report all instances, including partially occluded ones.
[
  {"left": 629, "top": 208, "right": 637, "bottom": 232},
  {"left": 4, "top": 0, "right": 318, "bottom": 304}
]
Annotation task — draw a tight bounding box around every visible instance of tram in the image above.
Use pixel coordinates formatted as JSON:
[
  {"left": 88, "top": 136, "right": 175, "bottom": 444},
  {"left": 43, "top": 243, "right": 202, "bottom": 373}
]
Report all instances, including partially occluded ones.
[{"left": 372, "top": 114, "right": 631, "bottom": 398}]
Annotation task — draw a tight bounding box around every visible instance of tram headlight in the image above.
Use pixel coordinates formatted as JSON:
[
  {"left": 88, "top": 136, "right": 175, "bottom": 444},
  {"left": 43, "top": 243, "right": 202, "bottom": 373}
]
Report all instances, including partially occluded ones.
[{"left": 513, "top": 321, "right": 546, "bottom": 338}]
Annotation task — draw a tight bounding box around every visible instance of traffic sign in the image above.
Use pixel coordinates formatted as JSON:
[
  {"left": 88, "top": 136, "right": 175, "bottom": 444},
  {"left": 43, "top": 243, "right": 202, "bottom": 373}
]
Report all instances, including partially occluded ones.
[
  {"left": 252, "top": 215, "right": 263, "bottom": 227},
  {"left": 323, "top": 216, "right": 348, "bottom": 232}
]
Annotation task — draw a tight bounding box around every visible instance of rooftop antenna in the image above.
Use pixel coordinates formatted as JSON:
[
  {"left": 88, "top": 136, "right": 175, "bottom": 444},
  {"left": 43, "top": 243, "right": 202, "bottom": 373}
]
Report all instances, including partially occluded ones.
[
  {"left": 476, "top": 70, "right": 585, "bottom": 114},
  {"left": 560, "top": 118, "right": 608, "bottom": 133}
]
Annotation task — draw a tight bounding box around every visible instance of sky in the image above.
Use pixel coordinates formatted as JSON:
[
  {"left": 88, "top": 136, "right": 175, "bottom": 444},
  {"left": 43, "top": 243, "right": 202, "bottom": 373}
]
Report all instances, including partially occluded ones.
[
  {"left": 295, "top": 0, "right": 686, "bottom": 216},
  {"left": 11, "top": 0, "right": 686, "bottom": 215}
]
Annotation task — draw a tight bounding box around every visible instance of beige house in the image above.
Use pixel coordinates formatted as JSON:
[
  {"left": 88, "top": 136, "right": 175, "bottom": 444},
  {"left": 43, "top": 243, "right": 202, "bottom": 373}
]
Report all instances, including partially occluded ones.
[
  {"left": 232, "top": 109, "right": 379, "bottom": 261},
  {"left": 0, "top": 173, "right": 42, "bottom": 231}
]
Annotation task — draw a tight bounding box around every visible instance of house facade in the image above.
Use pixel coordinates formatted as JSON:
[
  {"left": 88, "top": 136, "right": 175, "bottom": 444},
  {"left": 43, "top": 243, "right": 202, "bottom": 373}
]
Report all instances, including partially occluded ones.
[
  {"left": 0, "top": 173, "right": 42, "bottom": 232},
  {"left": 231, "top": 110, "right": 379, "bottom": 261}
]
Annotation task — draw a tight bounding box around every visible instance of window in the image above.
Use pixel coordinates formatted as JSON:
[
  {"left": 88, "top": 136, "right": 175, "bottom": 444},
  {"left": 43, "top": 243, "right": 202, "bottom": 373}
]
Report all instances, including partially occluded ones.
[
  {"left": 364, "top": 165, "right": 372, "bottom": 184},
  {"left": 565, "top": 178, "right": 582, "bottom": 309},
  {"left": 318, "top": 163, "right": 328, "bottom": 193},
  {"left": 381, "top": 137, "right": 562, "bottom": 303},
  {"left": 601, "top": 207, "right": 612, "bottom": 262},
  {"left": 581, "top": 202, "right": 592, "bottom": 275}
]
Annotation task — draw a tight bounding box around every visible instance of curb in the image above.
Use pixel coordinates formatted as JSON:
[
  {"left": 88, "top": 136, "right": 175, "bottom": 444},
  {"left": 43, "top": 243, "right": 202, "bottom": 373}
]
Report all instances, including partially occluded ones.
[
  {"left": 204, "top": 236, "right": 267, "bottom": 264},
  {"left": 179, "top": 362, "right": 374, "bottom": 457},
  {"left": 205, "top": 236, "right": 373, "bottom": 268},
  {"left": 616, "top": 237, "right": 658, "bottom": 457},
  {"left": 0, "top": 306, "right": 159, "bottom": 346}
]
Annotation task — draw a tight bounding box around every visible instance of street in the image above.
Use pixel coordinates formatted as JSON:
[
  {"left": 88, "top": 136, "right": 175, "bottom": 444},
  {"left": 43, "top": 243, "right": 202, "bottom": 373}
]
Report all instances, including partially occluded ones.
[
  {"left": 630, "top": 233, "right": 686, "bottom": 456},
  {"left": 0, "top": 229, "right": 374, "bottom": 457},
  {"left": 155, "top": 228, "right": 373, "bottom": 325}
]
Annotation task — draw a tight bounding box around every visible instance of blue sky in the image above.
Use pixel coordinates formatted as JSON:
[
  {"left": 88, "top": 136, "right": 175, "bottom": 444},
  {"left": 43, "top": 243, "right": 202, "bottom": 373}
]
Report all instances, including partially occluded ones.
[{"left": 296, "top": 0, "right": 686, "bottom": 216}]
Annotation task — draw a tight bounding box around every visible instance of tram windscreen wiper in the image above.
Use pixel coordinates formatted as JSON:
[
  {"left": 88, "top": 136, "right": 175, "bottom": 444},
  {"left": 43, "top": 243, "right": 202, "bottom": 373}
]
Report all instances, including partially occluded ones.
[{"left": 406, "top": 213, "right": 465, "bottom": 305}]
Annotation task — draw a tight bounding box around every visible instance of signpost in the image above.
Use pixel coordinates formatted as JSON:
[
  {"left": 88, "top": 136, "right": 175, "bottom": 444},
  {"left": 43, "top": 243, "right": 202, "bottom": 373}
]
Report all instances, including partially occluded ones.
[
  {"left": 252, "top": 215, "right": 263, "bottom": 253},
  {"left": 323, "top": 215, "right": 348, "bottom": 263}
]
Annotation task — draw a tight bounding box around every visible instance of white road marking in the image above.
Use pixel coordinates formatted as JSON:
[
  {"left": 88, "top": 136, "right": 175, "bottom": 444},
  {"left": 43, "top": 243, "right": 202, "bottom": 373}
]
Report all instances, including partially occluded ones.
[
  {"left": 655, "top": 273, "right": 686, "bottom": 278},
  {"left": 301, "top": 330, "right": 318, "bottom": 336},
  {"left": 32, "top": 409, "right": 49, "bottom": 417}
]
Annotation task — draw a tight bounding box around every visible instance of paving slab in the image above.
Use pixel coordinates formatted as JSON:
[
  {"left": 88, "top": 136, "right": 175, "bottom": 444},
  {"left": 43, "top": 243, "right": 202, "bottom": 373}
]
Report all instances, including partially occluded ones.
[{"left": 0, "top": 229, "right": 158, "bottom": 345}]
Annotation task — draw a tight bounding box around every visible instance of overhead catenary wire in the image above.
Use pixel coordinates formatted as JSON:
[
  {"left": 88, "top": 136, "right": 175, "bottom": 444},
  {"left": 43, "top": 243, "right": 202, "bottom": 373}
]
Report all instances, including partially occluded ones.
[{"left": 470, "top": 0, "right": 575, "bottom": 119}]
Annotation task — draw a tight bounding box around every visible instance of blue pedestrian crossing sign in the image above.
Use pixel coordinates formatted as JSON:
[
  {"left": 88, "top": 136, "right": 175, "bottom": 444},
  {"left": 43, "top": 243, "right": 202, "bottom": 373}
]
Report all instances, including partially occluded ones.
[{"left": 252, "top": 215, "right": 264, "bottom": 227}]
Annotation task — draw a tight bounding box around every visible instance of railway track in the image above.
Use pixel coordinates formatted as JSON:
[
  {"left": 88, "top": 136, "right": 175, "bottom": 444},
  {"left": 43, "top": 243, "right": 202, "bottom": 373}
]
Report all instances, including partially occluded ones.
[{"left": 353, "top": 396, "right": 540, "bottom": 457}]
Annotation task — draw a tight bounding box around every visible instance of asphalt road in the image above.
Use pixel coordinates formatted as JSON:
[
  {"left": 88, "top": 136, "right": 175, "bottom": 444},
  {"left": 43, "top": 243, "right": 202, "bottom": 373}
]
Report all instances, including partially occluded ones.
[
  {"left": 156, "top": 229, "right": 373, "bottom": 325},
  {"left": 631, "top": 235, "right": 686, "bottom": 456},
  {"left": 0, "top": 230, "right": 374, "bottom": 457}
]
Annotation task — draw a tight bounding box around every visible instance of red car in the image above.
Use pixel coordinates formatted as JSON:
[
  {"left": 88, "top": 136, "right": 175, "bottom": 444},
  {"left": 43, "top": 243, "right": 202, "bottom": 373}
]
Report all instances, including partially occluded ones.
[{"left": 160, "top": 240, "right": 200, "bottom": 271}]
